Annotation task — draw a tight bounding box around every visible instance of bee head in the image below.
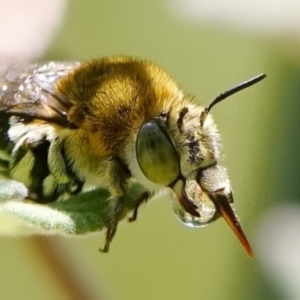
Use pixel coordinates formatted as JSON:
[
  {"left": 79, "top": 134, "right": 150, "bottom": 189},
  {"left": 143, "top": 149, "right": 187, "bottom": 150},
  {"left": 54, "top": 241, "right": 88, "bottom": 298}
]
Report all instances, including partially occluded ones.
[{"left": 136, "top": 74, "right": 266, "bottom": 257}]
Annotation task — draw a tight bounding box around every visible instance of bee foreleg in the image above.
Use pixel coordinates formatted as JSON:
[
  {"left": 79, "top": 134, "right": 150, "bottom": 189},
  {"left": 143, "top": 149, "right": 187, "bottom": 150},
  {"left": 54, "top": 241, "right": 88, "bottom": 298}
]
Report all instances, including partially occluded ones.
[
  {"left": 100, "top": 190, "right": 151, "bottom": 252},
  {"left": 99, "top": 156, "right": 131, "bottom": 253},
  {"left": 105, "top": 156, "right": 131, "bottom": 195},
  {"left": 99, "top": 195, "right": 125, "bottom": 253},
  {"left": 128, "top": 191, "right": 151, "bottom": 222}
]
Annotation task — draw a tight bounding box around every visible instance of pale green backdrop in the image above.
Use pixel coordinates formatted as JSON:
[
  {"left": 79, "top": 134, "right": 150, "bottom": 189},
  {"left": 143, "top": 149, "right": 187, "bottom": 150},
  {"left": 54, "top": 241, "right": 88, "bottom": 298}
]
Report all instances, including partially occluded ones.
[{"left": 0, "top": 1, "right": 299, "bottom": 300}]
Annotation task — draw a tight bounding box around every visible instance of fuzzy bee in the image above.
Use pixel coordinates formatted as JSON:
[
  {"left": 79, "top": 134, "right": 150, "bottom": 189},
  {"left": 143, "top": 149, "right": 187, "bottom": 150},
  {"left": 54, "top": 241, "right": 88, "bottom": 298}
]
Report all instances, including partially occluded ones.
[{"left": 0, "top": 56, "right": 265, "bottom": 256}]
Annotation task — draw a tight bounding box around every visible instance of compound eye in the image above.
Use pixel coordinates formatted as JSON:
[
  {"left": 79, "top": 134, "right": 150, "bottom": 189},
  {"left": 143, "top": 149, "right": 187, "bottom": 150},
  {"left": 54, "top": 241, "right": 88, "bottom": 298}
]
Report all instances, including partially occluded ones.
[{"left": 136, "top": 121, "right": 180, "bottom": 186}]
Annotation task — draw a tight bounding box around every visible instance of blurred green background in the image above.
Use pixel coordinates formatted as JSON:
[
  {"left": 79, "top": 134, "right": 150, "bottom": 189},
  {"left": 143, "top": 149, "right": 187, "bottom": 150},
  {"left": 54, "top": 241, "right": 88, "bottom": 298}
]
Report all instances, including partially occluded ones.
[{"left": 1, "top": 1, "right": 299, "bottom": 299}]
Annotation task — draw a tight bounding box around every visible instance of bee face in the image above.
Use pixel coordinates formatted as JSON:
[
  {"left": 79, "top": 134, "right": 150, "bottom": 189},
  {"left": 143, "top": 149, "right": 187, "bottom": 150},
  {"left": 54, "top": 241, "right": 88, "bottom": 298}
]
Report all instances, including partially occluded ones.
[
  {"left": 0, "top": 56, "right": 266, "bottom": 255},
  {"left": 134, "top": 104, "right": 220, "bottom": 207}
]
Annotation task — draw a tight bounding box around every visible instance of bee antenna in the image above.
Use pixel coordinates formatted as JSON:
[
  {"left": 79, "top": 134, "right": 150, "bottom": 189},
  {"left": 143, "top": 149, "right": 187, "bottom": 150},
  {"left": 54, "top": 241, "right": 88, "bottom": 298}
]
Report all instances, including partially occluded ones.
[
  {"left": 177, "top": 107, "right": 189, "bottom": 132},
  {"left": 200, "top": 73, "right": 266, "bottom": 127}
]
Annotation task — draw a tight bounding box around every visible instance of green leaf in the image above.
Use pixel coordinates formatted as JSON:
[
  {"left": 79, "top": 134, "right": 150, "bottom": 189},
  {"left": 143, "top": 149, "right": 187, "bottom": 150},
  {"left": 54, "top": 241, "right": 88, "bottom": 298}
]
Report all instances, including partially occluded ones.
[
  {"left": 0, "top": 179, "right": 28, "bottom": 202},
  {"left": 0, "top": 179, "right": 147, "bottom": 236}
]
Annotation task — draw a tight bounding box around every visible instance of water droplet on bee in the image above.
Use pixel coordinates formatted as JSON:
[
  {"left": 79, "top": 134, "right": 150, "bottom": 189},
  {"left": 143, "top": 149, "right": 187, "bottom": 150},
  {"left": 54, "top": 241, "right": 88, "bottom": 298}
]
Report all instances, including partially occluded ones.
[{"left": 173, "top": 180, "right": 217, "bottom": 228}]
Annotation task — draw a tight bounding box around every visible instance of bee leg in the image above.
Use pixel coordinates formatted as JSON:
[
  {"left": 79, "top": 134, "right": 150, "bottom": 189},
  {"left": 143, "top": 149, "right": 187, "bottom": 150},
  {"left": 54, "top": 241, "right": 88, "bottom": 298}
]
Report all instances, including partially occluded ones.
[
  {"left": 10, "top": 129, "right": 47, "bottom": 170},
  {"left": 44, "top": 138, "right": 83, "bottom": 201},
  {"left": 100, "top": 222, "right": 118, "bottom": 253},
  {"left": 47, "top": 138, "right": 69, "bottom": 185},
  {"left": 99, "top": 196, "right": 125, "bottom": 253},
  {"left": 42, "top": 141, "right": 69, "bottom": 202},
  {"left": 99, "top": 156, "right": 130, "bottom": 253},
  {"left": 128, "top": 191, "right": 151, "bottom": 222}
]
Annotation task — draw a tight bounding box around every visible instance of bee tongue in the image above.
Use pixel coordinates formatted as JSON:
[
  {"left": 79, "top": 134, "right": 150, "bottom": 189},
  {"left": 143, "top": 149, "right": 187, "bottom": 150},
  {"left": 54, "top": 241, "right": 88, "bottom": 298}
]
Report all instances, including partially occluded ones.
[{"left": 210, "top": 193, "right": 253, "bottom": 258}]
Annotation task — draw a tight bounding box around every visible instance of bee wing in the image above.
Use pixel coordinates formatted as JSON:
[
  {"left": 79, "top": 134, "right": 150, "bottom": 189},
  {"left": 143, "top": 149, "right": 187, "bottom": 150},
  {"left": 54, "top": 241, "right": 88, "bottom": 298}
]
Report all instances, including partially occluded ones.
[{"left": 0, "top": 62, "right": 80, "bottom": 126}]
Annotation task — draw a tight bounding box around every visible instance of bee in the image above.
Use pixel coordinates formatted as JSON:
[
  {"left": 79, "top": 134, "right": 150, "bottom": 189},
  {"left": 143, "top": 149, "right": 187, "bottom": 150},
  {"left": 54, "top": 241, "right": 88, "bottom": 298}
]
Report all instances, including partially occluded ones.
[{"left": 0, "top": 56, "right": 266, "bottom": 256}]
